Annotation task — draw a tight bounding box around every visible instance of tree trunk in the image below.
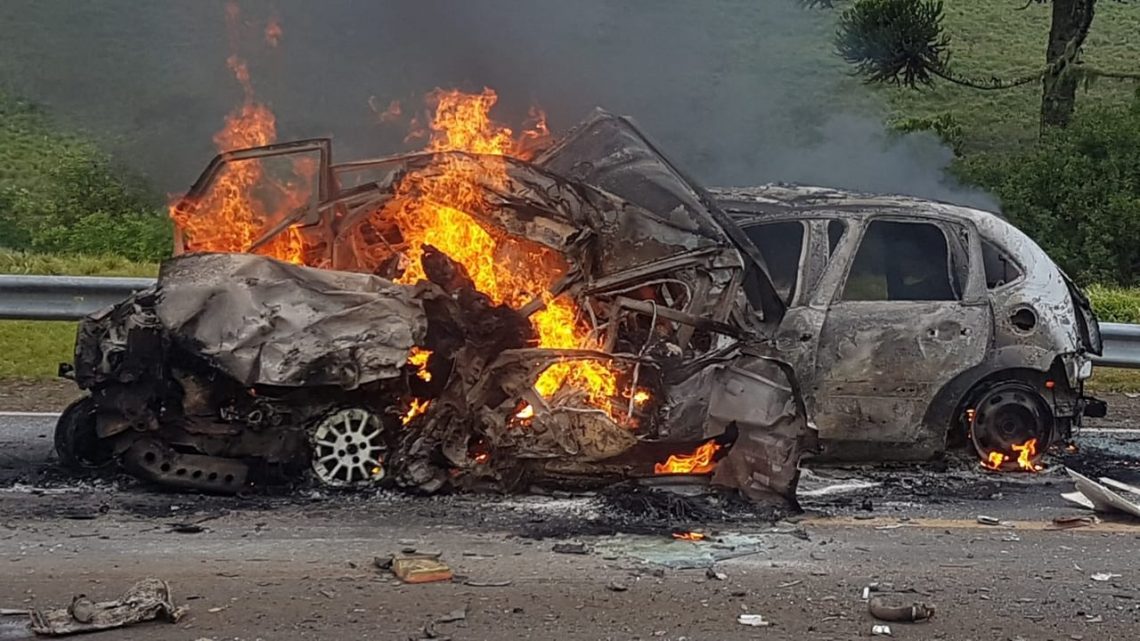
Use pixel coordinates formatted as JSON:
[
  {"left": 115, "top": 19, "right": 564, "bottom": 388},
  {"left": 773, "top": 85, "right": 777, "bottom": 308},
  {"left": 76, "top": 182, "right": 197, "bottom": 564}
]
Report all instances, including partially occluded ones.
[{"left": 1041, "top": 0, "right": 1095, "bottom": 131}]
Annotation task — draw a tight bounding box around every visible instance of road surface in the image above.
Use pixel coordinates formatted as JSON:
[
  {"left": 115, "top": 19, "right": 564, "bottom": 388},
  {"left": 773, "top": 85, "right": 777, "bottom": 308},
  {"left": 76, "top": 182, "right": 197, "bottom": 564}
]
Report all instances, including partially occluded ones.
[{"left": 1, "top": 411, "right": 1139, "bottom": 640}]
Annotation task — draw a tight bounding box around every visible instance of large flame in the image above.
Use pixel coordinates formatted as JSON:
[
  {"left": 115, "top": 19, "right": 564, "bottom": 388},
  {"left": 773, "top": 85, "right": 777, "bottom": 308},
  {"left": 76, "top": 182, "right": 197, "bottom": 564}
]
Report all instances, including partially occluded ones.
[
  {"left": 654, "top": 441, "right": 722, "bottom": 475},
  {"left": 169, "top": 6, "right": 308, "bottom": 264},
  {"left": 171, "top": 64, "right": 630, "bottom": 417},
  {"left": 379, "top": 88, "right": 619, "bottom": 410}
]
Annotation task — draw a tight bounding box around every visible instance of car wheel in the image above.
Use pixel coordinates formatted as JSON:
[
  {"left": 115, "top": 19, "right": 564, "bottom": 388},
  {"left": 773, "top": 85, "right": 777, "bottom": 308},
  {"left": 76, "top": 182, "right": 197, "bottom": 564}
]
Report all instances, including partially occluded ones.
[
  {"left": 54, "top": 396, "right": 114, "bottom": 469},
  {"left": 968, "top": 381, "right": 1052, "bottom": 470},
  {"left": 309, "top": 408, "right": 387, "bottom": 486}
]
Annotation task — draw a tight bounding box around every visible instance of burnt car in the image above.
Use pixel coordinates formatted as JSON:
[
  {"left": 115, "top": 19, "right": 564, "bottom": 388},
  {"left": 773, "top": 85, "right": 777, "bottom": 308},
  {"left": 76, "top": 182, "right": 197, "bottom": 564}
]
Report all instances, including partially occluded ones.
[
  {"left": 716, "top": 184, "right": 1104, "bottom": 468},
  {"left": 54, "top": 111, "right": 817, "bottom": 505}
]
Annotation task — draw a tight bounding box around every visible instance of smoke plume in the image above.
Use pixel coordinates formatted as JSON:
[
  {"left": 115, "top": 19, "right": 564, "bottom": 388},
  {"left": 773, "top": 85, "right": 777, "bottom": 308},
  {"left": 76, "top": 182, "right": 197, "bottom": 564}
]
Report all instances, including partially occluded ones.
[{"left": 0, "top": 0, "right": 996, "bottom": 209}]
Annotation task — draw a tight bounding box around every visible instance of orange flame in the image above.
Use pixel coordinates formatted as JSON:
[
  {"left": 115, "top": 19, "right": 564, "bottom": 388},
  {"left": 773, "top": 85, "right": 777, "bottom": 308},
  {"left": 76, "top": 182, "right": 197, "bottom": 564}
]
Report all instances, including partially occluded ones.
[
  {"left": 654, "top": 441, "right": 722, "bottom": 475},
  {"left": 368, "top": 88, "right": 620, "bottom": 412},
  {"left": 1012, "top": 438, "right": 1041, "bottom": 471},
  {"left": 984, "top": 451, "right": 1006, "bottom": 470},
  {"left": 264, "top": 15, "right": 282, "bottom": 47},
  {"left": 169, "top": 5, "right": 308, "bottom": 264},
  {"left": 672, "top": 531, "right": 707, "bottom": 541},
  {"left": 408, "top": 347, "right": 432, "bottom": 382},
  {"left": 982, "top": 438, "right": 1042, "bottom": 472},
  {"left": 370, "top": 97, "right": 403, "bottom": 123},
  {"left": 402, "top": 399, "right": 430, "bottom": 425}
]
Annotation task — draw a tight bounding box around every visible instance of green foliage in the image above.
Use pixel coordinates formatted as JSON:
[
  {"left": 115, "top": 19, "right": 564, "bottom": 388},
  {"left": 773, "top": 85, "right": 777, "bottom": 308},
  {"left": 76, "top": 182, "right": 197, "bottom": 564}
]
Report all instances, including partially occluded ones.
[
  {"left": 0, "top": 93, "right": 172, "bottom": 261},
  {"left": 1087, "top": 283, "right": 1140, "bottom": 323},
  {"left": 836, "top": 0, "right": 950, "bottom": 87},
  {"left": 0, "top": 249, "right": 157, "bottom": 277},
  {"left": 954, "top": 97, "right": 1140, "bottom": 285}
]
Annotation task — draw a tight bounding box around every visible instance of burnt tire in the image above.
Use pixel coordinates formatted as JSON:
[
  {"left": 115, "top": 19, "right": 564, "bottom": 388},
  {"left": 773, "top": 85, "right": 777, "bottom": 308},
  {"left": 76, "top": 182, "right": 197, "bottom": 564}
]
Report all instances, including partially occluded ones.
[
  {"left": 967, "top": 381, "right": 1052, "bottom": 468},
  {"left": 54, "top": 396, "right": 113, "bottom": 469}
]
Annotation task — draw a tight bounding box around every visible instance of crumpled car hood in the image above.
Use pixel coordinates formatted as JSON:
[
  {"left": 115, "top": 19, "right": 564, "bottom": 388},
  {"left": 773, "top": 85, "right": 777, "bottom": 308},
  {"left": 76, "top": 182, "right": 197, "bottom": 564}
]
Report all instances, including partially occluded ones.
[{"left": 156, "top": 253, "right": 426, "bottom": 389}]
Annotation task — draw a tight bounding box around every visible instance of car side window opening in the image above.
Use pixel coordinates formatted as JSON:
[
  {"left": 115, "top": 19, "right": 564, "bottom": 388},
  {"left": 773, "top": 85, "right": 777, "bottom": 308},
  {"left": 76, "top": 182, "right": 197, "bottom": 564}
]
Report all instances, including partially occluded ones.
[
  {"left": 981, "top": 239, "right": 1023, "bottom": 288},
  {"left": 745, "top": 222, "right": 804, "bottom": 306},
  {"left": 841, "top": 220, "right": 962, "bottom": 302},
  {"left": 827, "top": 220, "right": 845, "bottom": 256}
]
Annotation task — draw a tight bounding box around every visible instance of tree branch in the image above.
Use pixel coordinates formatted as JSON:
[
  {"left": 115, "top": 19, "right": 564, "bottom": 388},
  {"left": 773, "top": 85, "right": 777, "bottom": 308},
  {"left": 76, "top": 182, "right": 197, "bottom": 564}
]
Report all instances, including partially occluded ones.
[{"left": 927, "top": 65, "right": 1042, "bottom": 90}]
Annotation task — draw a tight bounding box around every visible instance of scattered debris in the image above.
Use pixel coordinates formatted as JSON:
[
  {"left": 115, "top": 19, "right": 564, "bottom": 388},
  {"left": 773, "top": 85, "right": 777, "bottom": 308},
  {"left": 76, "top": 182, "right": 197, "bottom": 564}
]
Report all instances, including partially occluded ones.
[
  {"left": 867, "top": 596, "right": 936, "bottom": 622},
  {"left": 1091, "top": 573, "right": 1122, "bottom": 582},
  {"left": 976, "top": 515, "right": 1002, "bottom": 526},
  {"left": 737, "top": 614, "right": 770, "bottom": 627},
  {"left": 795, "top": 470, "right": 881, "bottom": 498},
  {"left": 778, "top": 580, "right": 802, "bottom": 588},
  {"left": 871, "top": 624, "right": 893, "bottom": 636},
  {"left": 462, "top": 580, "right": 512, "bottom": 588},
  {"left": 1062, "top": 469, "right": 1140, "bottom": 519},
  {"left": 552, "top": 542, "right": 591, "bottom": 555},
  {"left": 435, "top": 607, "right": 467, "bottom": 624},
  {"left": 595, "top": 532, "right": 768, "bottom": 569},
  {"left": 705, "top": 567, "right": 727, "bottom": 581},
  {"left": 390, "top": 553, "right": 454, "bottom": 584},
  {"left": 606, "top": 580, "right": 629, "bottom": 592},
  {"left": 168, "top": 523, "right": 205, "bottom": 534},
  {"left": 27, "top": 578, "right": 184, "bottom": 636},
  {"left": 1047, "top": 515, "right": 1099, "bottom": 530}
]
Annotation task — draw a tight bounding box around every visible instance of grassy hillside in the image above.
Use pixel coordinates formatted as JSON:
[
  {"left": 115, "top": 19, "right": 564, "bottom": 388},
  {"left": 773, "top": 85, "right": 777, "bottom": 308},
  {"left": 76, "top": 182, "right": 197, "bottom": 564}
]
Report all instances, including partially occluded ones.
[{"left": 872, "top": 1, "right": 1140, "bottom": 152}]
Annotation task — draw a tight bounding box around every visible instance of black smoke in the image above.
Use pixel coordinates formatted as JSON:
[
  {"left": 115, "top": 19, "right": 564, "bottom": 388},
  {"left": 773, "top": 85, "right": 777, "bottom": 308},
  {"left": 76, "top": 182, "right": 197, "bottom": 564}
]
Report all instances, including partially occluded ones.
[{"left": 0, "top": 0, "right": 996, "bottom": 209}]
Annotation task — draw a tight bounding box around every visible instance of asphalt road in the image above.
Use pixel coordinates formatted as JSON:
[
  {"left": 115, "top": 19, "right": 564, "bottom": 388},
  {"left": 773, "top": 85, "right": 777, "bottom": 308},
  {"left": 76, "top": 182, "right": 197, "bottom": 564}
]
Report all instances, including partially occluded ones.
[{"left": 1, "top": 413, "right": 1139, "bottom": 640}]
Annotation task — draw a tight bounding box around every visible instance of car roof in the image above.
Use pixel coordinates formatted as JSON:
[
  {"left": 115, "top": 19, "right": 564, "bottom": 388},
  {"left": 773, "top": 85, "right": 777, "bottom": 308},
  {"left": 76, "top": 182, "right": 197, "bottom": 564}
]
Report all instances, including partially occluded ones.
[
  {"left": 710, "top": 183, "right": 1004, "bottom": 227},
  {"left": 711, "top": 183, "right": 1054, "bottom": 270}
]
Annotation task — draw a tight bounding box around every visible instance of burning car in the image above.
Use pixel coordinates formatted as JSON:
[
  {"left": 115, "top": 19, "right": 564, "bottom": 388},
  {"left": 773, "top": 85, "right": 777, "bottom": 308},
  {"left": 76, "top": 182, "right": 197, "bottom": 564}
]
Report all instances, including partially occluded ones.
[
  {"left": 54, "top": 90, "right": 1103, "bottom": 496},
  {"left": 717, "top": 184, "right": 1105, "bottom": 470},
  {"left": 54, "top": 105, "right": 818, "bottom": 506}
]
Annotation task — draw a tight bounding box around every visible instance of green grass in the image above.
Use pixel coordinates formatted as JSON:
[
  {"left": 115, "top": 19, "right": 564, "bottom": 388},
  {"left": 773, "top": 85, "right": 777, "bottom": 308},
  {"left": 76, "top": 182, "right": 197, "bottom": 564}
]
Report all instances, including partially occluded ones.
[
  {"left": 872, "top": 1, "right": 1140, "bottom": 153},
  {"left": 0, "top": 249, "right": 157, "bottom": 277},
  {"left": 0, "top": 321, "right": 76, "bottom": 379},
  {"left": 1087, "top": 368, "right": 1140, "bottom": 394},
  {"left": 0, "top": 252, "right": 156, "bottom": 379}
]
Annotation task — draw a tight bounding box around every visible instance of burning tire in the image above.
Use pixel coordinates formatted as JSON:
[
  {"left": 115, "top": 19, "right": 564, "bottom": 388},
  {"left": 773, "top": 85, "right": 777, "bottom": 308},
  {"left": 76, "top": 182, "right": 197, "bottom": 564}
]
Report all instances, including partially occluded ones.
[
  {"left": 967, "top": 381, "right": 1052, "bottom": 471},
  {"left": 309, "top": 408, "right": 388, "bottom": 487},
  {"left": 54, "top": 396, "right": 113, "bottom": 469}
]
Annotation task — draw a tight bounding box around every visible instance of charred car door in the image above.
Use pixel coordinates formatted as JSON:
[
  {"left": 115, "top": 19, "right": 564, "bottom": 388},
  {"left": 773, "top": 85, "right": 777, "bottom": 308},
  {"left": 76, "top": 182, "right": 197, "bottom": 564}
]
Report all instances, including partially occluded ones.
[
  {"left": 809, "top": 215, "right": 993, "bottom": 460},
  {"left": 170, "top": 139, "right": 332, "bottom": 258}
]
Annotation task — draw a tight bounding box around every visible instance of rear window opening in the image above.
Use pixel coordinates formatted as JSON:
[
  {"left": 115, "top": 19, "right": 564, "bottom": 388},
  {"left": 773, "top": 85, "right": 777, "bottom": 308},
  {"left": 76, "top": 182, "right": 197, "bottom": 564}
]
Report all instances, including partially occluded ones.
[{"left": 982, "top": 239, "right": 1024, "bottom": 288}]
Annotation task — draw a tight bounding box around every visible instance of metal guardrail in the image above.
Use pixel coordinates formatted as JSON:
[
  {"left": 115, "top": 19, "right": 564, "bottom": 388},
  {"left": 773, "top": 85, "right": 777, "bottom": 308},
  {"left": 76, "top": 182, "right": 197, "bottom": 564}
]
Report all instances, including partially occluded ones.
[
  {"left": 2, "top": 274, "right": 1140, "bottom": 369},
  {"left": 1095, "top": 323, "right": 1140, "bottom": 369},
  {"left": 0, "top": 274, "right": 155, "bottom": 321}
]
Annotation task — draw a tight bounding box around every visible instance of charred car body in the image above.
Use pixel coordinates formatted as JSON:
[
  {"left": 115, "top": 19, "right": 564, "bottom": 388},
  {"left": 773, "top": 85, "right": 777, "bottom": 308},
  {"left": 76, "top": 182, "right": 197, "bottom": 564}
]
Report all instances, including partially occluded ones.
[
  {"left": 55, "top": 108, "right": 1103, "bottom": 499},
  {"left": 718, "top": 185, "right": 1104, "bottom": 468},
  {"left": 57, "top": 111, "right": 816, "bottom": 505}
]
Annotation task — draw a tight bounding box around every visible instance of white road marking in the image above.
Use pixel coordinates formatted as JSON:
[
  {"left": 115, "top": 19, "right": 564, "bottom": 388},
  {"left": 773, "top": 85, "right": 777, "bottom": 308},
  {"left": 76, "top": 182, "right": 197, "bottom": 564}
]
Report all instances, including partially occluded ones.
[{"left": 0, "top": 411, "right": 60, "bottom": 418}]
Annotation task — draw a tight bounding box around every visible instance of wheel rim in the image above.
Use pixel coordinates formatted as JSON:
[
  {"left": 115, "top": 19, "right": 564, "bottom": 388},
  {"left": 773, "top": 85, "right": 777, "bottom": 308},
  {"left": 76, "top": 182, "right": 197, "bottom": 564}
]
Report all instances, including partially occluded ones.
[
  {"left": 970, "top": 384, "right": 1050, "bottom": 470},
  {"left": 310, "top": 408, "right": 386, "bottom": 486}
]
